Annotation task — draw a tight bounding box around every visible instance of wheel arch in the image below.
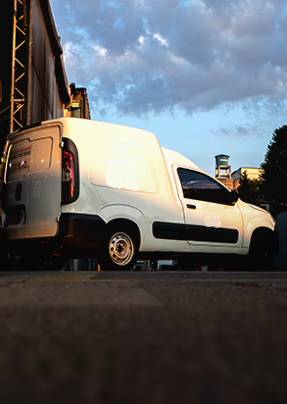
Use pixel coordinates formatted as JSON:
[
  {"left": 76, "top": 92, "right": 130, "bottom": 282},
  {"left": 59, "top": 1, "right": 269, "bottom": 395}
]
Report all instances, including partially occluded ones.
[
  {"left": 107, "top": 218, "right": 141, "bottom": 249},
  {"left": 249, "top": 226, "right": 278, "bottom": 256}
]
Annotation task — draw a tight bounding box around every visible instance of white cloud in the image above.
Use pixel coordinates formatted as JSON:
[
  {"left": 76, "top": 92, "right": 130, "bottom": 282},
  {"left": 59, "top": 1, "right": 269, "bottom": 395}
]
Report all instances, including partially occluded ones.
[
  {"left": 153, "top": 33, "right": 169, "bottom": 47},
  {"left": 138, "top": 35, "right": 145, "bottom": 45},
  {"left": 52, "top": 0, "right": 287, "bottom": 116},
  {"left": 93, "top": 45, "right": 108, "bottom": 56}
]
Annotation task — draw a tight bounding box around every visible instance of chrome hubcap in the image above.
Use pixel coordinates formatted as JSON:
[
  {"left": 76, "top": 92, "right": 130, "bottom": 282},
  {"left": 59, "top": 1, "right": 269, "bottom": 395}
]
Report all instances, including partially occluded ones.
[{"left": 109, "top": 232, "right": 134, "bottom": 266}]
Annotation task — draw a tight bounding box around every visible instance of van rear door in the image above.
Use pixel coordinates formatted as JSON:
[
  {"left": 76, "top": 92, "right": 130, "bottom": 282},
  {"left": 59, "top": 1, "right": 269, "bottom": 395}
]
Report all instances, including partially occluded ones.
[{"left": 2, "top": 122, "right": 62, "bottom": 240}]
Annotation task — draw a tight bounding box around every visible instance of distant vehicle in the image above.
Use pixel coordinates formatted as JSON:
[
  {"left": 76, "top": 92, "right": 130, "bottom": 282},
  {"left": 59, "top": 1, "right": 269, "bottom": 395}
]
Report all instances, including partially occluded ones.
[{"left": 0, "top": 118, "right": 278, "bottom": 270}]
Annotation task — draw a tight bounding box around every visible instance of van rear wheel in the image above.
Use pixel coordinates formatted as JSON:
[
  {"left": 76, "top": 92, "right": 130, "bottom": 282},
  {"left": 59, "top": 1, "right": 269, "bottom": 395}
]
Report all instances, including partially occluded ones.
[{"left": 99, "top": 226, "right": 139, "bottom": 271}]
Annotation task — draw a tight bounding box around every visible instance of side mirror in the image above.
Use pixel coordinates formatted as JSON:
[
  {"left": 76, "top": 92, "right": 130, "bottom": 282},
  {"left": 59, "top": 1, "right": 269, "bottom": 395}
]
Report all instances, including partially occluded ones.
[{"left": 229, "top": 190, "right": 239, "bottom": 205}]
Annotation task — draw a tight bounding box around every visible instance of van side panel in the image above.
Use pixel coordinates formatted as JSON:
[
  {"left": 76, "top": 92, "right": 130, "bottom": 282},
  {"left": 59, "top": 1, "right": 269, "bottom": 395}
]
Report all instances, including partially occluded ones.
[
  {"left": 3, "top": 123, "right": 62, "bottom": 239},
  {"left": 60, "top": 119, "right": 188, "bottom": 252}
]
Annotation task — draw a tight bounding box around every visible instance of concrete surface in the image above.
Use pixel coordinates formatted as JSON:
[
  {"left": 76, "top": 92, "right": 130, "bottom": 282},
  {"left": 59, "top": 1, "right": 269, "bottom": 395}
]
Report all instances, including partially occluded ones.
[{"left": 0, "top": 271, "right": 286, "bottom": 404}]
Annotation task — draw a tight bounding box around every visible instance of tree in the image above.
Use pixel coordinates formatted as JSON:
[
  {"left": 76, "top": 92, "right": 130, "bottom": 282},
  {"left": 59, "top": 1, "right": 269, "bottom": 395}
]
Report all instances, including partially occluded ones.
[
  {"left": 237, "top": 171, "right": 263, "bottom": 205},
  {"left": 261, "top": 125, "right": 287, "bottom": 212}
]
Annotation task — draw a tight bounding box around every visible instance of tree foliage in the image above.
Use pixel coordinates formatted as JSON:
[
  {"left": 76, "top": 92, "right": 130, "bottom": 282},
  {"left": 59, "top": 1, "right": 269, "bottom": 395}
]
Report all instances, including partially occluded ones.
[
  {"left": 237, "top": 171, "right": 263, "bottom": 205},
  {"left": 261, "top": 125, "right": 287, "bottom": 211}
]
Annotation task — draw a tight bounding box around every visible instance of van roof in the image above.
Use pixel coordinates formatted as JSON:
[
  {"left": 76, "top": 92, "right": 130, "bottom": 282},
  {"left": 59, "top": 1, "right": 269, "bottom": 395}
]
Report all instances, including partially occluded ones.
[
  {"left": 41, "top": 118, "right": 204, "bottom": 173},
  {"left": 42, "top": 117, "right": 156, "bottom": 139},
  {"left": 162, "top": 147, "right": 201, "bottom": 171}
]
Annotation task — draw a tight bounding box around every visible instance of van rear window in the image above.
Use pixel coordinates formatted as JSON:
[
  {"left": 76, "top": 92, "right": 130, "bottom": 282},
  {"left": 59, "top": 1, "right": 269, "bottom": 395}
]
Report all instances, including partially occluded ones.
[
  {"left": 6, "top": 137, "right": 53, "bottom": 182},
  {"left": 6, "top": 139, "right": 31, "bottom": 182},
  {"left": 30, "top": 137, "right": 52, "bottom": 172}
]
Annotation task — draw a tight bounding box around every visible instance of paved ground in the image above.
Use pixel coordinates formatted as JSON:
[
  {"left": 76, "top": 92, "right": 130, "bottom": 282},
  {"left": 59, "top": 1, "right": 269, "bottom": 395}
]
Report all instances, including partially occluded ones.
[{"left": 0, "top": 270, "right": 287, "bottom": 404}]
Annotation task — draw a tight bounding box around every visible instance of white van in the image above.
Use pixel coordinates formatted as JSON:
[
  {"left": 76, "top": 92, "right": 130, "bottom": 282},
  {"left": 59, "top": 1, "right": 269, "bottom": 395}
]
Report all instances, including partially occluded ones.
[{"left": 0, "top": 117, "right": 278, "bottom": 270}]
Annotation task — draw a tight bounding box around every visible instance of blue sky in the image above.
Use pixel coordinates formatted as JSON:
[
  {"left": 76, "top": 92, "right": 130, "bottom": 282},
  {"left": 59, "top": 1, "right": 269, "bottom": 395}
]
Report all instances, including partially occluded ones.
[{"left": 51, "top": 0, "right": 287, "bottom": 174}]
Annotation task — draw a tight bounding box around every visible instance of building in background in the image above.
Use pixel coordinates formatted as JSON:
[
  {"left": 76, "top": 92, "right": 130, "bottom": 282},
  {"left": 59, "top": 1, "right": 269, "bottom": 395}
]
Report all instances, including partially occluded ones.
[
  {"left": 215, "top": 154, "right": 231, "bottom": 178},
  {"left": 0, "top": 0, "right": 91, "bottom": 153},
  {"left": 231, "top": 167, "right": 263, "bottom": 190},
  {"left": 231, "top": 167, "right": 263, "bottom": 181},
  {"left": 214, "top": 154, "right": 234, "bottom": 189},
  {"left": 214, "top": 154, "right": 263, "bottom": 191},
  {"left": 65, "top": 83, "right": 91, "bottom": 120},
  {"left": 0, "top": 0, "right": 70, "bottom": 148}
]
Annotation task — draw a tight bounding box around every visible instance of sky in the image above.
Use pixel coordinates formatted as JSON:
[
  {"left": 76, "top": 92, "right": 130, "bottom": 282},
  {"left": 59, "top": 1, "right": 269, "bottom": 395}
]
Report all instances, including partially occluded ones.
[{"left": 50, "top": 0, "right": 287, "bottom": 174}]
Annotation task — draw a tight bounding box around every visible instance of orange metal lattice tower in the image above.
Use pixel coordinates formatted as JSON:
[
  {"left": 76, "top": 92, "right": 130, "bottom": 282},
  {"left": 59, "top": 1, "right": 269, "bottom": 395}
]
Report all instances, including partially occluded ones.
[{"left": 10, "top": 0, "right": 30, "bottom": 132}]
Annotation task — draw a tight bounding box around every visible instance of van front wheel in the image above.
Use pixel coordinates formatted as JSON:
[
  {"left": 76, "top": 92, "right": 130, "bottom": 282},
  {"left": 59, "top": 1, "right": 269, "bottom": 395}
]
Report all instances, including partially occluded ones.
[
  {"left": 248, "top": 229, "right": 275, "bottom": 270},
  {"left": 99, "top": 227, "right": 139, "bottom": 271}
]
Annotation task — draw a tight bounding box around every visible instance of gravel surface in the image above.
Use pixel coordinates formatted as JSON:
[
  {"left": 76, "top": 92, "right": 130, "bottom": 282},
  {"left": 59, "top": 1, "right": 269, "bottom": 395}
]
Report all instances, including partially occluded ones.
[{"left": 0, "top": 271, "right": 286, "bottom": 404}]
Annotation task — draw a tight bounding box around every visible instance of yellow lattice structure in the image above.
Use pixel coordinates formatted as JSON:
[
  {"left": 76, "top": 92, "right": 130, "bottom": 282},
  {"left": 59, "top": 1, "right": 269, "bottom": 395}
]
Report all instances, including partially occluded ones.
[{"left": 10, "top": 0, "right": 29, "bottom": 132}]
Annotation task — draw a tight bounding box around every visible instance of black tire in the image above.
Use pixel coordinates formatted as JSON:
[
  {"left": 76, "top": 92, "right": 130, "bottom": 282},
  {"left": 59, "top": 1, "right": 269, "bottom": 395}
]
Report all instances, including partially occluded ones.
[
  {"left": 99, "top": 225, "right": 139, "bottom": 271},
  {"left": 248, "top": 230, "right": 275, "bottom": 271}
]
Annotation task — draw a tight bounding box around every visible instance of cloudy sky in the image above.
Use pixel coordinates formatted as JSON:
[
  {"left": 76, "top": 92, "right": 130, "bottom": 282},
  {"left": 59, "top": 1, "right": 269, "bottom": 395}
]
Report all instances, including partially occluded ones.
[{"left": 51, "top": 0, "right": 287, "bottom": 174}]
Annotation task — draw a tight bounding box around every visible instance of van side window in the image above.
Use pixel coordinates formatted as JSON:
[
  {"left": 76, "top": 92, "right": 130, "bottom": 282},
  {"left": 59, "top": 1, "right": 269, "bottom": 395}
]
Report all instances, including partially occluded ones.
[{"left": 177, "top": 168, "right": 231, "bottom": 204}]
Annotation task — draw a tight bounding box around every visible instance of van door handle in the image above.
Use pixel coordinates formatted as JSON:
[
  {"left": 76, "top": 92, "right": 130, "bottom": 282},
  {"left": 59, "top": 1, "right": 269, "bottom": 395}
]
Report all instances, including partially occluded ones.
[{"left": 186, "top": 204, "right": 196, "bottom": 209}]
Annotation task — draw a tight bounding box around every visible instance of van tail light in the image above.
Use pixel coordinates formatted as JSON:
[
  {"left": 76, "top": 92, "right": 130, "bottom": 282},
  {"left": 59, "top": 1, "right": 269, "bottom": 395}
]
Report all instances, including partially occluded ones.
[{"left": 62, "top": 139, "right": 79, "bottom": 205}]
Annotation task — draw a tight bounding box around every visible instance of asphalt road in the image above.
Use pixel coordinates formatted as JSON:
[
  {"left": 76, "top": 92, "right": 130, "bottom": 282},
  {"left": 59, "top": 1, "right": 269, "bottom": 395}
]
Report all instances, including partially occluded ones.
[{"left": 0, "top": 270, "right": 287, "bottom": 404}]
